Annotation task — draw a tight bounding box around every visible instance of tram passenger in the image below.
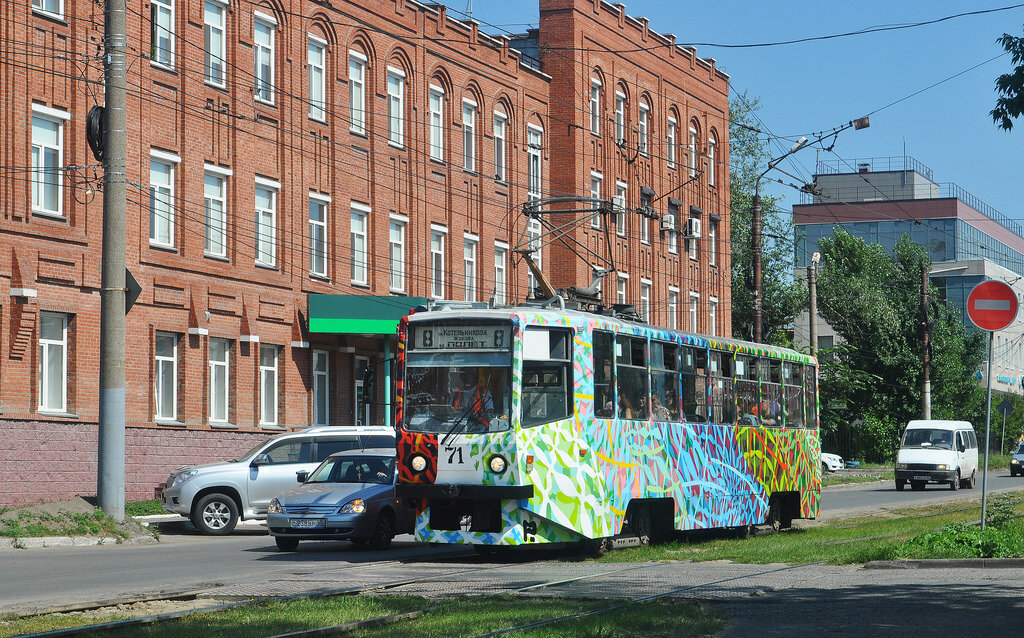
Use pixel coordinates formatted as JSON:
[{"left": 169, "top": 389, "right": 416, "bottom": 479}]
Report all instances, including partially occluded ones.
[
  {"left": 651, "top": 394, "right": 671, "bottom": 421},
  {"left": 449, "top": 369, "right": 494, "bottom": 432}
]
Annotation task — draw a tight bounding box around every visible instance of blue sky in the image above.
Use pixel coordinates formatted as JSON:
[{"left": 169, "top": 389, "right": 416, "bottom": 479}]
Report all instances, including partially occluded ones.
[{"left": 443, "top": 0, "right": 1024, "bottom": 223}]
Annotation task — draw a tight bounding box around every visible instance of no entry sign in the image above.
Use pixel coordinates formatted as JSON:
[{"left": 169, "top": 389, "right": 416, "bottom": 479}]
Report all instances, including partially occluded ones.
[{"left": 967, "top": 280, "right": 1018, "bottom": 332}]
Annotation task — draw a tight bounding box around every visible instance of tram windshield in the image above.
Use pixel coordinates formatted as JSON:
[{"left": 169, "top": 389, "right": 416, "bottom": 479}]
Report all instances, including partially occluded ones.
[{"left": 402, "top": 322, "right": 513, "bottom": 434}]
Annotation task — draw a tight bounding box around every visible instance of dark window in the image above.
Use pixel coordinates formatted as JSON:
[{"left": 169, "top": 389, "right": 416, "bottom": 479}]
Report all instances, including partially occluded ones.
[
  {"left": 758, "top": 359, "right": 783, "bottom": 427},
  {"left": 264, "top": 440, "right": 310, "bottom": 464},
  {"left": 594, "top": 331, "right": 615, "bottom": 418},
  {"left": 522, "top": 329, "right": 574, "bottom": 427},
  {"left": 315, "top": 437, "right": 360, "bottom": 461},
  {"left": 783, "top": 363, "right": 805, "bottom": 428},
  {"left": 805, "top": 365, "right": 818, "bottom": 428},
  {"left": 681, "top": 346, "right": 708, "bottom": 422},
  {"left": 735, "top": 355, "right": 758, "bottom": 424},
  {"left": 709, "top": 350, "right": 734, "bottom": 424},
  {"left": 651, "top": 341, "right": 680, "bottom": 421},
  {"left": 361, "top": 434, "right": 396, "bottom": 449}
]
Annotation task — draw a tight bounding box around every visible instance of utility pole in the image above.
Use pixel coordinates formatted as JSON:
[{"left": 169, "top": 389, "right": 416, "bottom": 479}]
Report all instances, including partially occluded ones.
[
  {"left": 751, "top": 193, "right": 763, "bottom": 343},
  {"left": 921, "top": 262, "right": 931, "bottom": 420},
  {"left": 808, "top": 252, "right": 819, "bottom": 359},
  {"left": 97, "top": 0, "right": 129, "bottom": 522}
]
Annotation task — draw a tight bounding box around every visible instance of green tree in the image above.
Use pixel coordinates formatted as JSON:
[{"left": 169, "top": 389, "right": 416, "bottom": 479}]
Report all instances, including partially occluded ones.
[
  {"left": 815, "top": 229, "right": 987, "bottom": 461},
  {"left": 992, "top": 29, "right": 1024, "bottom": 130},
  {"left": 729, "top": 93, "right": 804, "bottom": 346}
]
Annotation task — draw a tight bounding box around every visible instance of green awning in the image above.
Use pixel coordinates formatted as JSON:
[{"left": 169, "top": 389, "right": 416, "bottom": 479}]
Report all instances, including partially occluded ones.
[{"left": 308, "top": 294, "right": 428, "bottom": 334}]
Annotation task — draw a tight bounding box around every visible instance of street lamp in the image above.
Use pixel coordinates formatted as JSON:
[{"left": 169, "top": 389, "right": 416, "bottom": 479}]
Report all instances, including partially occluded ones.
[{"left": 752, "top": 136, "right": 808, "bottom": 343}]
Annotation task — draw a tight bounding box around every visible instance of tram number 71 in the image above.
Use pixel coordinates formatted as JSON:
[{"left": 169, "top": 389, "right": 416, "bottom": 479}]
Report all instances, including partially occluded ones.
[{"left": 444, "top": 446, "right": 465, "bottom": 465}]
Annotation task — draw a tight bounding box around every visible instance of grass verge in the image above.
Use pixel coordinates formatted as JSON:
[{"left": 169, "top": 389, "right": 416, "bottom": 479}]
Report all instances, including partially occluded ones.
[
  {"left": 596, "top": 492, "right": 1024, "bottom": 565},
  {"left": 0, "top": 509, "right": 129, "bottom": 540},
  {"left": 0, "top": 595, "right": 725, "bottom": 638},
  {"left": 126, "top": 499, "right": 165, "bottom": 517}
]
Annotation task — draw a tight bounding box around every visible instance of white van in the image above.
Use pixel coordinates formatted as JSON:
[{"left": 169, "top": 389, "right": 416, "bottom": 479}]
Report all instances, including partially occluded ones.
[{"left": 895, "top": 420, "right": 979, "bottom": 491}]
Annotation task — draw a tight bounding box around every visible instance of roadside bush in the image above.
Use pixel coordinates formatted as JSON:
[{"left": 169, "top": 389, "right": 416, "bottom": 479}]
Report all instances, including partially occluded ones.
[
  {"left": 896, "top": 494, "right": 1024, "bottom": 559},
  {"left": 852, "top": 414, "right": 901, "bottom": 463}
]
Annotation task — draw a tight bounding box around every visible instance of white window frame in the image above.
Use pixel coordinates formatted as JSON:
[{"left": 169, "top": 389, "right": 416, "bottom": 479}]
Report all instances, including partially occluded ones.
[
  {"left": 254, "top": 176, "right": 278, "bottom": 266},
  {"left": 527, "top": 124, "right": 543, "bottom": 201},
  {"left": 640, "top": 207, "right": 649, "bottom": 244},
  {"left": 638, "top": 101, "right": 650, "bottom": 156},
  {"left": 589, "top": 171, "right": 602, "bottom": 229},
  {"left": 203, "top": 0, "right": 227, "bottom": 87},
  {"left": 149, "top": 149, "right": 178, "bottom": 248},
  {"left": 493, "top": 111, "right": 507, "bottom": 181},
  {"left": 309, "top": 192, "right": 329, "bottom": 277},
  {"left": 154, "top": 332, "right": 178, "bottom": 421},
  {"left": 640, "top": 278, "right": 651, "bottom": 322},
  {"left": 203, "top": 164, "right": 231, "bottom": 258},
  {"left": 38, "top": 312, "right": 68, "bottom": 413},
  {"left": 350, "top": 202, "right": 369, "bottom": 285},
  {"left": 430, "top": 225, "right": 447, "bottom": 299},
  {"left": 667, "top": 116, "right": 677, "bottom": 169},
  {"left": 494, "top": 241, "right": 508, "bottom": 305},
  {"left": 689, "top": 292, "right": 699, "bottom": 332},
  {"left": 389, "top": 215, "right": 407, "bottom": 293},
  {"left": 253, "top": 13, "right": 276, "bottom": 104},
  {"left": 709, "top": 219, "right": 717, "bottom": 267},
  {"left": 208, "top": 338, "right": 230, "bottom": 424},
  {"left": 32, "top": 0, "right": 64, "bottom": 20},
  {"left": 688, "top": 126, "right": 698, "bottom": 178},
  {"left": 668, "top": 286, "right": 679, "bottom": 330},
  {"left": 589, "top": 79, "right": 601, "bottom": 135},
  {"left": 31, "top": 105, "right": 70, "bottom": 218},
  {"left": 708, "top": 137, "right": 717, "bottom": 187},
  {"left": 462, "top": 98, "right": 477, "bottom": 172},
  {"left": 150, "top": 0, "right": 175, "bottom": 69},
  {"left": 259, "top": 344, "right": 279, "bottom": 427},
  {"left": 387, "top": 67, "right": 405, "bottom": 147},
  {"left": 308, "top": 35, "right": 327, "bottom": 122},
  {"left": 688, "top": 216, "right": 699, "bottom": 261},
  {"left": 616, "top": 273, "right": 628, "bottom": 305},
  {"left": 709, "top": 297, "right": 719, "bottom": 337},
  {"left": 313, "top": 349, "right": 330, "bottom": 426},
  {"left": 349, "top": 50, "right": 366, "bottom": 134},
  {"left": 614, "top": 91, "right": 626, "bottom": 144},
  {"left": 463, "top": 234, "right": 478, "bottom": 301},
  {"left": 614, "top": 181, "right": 627, "bottom": 237},
  {"left": 429, "top": 85, "right": 445, "bottom": 161},
  {"left": 526, "top": 218, "right": 542, "bottom": 293}
]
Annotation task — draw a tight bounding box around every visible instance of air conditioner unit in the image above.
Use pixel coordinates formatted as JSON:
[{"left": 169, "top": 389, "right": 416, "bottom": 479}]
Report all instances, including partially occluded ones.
[
  {"left": 660, "top": 213, "right": 676, "bottom": 231},
  {"left": 683, "top": 217, "right": 701, "bottom": 239}
]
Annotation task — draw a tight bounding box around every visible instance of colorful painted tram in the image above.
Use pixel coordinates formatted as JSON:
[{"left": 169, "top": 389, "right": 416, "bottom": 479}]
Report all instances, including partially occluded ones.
[{"left": 395, "top": 302, "right": 820, "bottom": 547}]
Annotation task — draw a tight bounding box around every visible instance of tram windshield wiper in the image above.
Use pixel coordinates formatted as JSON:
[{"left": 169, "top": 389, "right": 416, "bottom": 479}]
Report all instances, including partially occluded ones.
[{"left": 440, "top": 412, "right": 470, "bottom": 447}]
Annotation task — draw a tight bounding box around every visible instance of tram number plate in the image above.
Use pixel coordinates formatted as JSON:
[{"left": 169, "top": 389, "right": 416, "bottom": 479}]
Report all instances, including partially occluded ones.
[
  {"left": 290, "top": 518, "right": 325, "bottom": 529},
  {"left": 913, "top": 476, "right": 931, "bottom": 481}
]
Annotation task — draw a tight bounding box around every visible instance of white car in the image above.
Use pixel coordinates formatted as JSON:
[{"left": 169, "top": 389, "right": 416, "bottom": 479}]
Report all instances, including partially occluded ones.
[{"left": 821, "top": 452, "right": 844, "bottom": 473}]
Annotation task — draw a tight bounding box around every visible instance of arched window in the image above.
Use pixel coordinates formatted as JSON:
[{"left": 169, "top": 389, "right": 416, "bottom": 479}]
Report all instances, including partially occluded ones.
[
  {"left": 708, "top": 129, "right": 718, "bottom": 188},
  {"left": 493, "top": 99, "right": 511, "bottom": 181},
  {"left": 638, "top": 95, "right": 651, "bottom": 156}
]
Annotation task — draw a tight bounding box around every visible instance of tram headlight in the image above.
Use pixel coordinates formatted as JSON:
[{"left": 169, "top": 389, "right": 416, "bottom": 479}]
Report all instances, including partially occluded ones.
[
  {"left": 411, "top": 455, "right": 428, "bottom": 472},
  {"left": 489, "top": 455, "right": 508, "bottom": 474}
]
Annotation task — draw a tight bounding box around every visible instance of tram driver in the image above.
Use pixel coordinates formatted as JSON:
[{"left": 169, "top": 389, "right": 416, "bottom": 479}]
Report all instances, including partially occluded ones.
[{"left": 449, "top": 368, "right": 495, "bottom": 432}]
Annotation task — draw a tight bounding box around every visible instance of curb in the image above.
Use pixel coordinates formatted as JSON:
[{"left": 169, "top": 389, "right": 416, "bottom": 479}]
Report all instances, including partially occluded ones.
[
  {"left": 0, "top": 534, "right": 159, "bottom": 550},
  {"left": 864, "top": 558, "right": 1024, "bottom": 569}
]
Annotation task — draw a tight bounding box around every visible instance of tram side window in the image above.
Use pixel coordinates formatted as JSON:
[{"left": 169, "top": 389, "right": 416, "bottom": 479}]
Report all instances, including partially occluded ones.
[
  {"left": 735, "top": 355, "right": 759, "bottom": 425},
  {"left": 594, "top": 331, "right": 615, "bottom": 418},
  {"left": 522, "top": 328, "right": 574, "bottom": 428},
  {"left": 759, "top": 359, "right": 783, "bottom": 427},
  {"left": 681, "top": 346, "right": 708, "bottom": 422},
  {"left": 805, "top": 364, "right": 818, "bottom": 428},
  {"left": 617, "top": 335, "right": 649, "bottom": 420},
  {"left": 783, "top": 363, "right": 805, "bottom": 428},
  {"left": 709, "top": 350, "right": 735, "bottom": 424},
  {"left": 651, "top": 341, "right": 681, "bottom": 422}
]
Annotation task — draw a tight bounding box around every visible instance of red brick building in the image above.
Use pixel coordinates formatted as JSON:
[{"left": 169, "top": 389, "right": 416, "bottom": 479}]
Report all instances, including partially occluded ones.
[{"left": 0, "top": 0, "right": 729, "bottom": 505}]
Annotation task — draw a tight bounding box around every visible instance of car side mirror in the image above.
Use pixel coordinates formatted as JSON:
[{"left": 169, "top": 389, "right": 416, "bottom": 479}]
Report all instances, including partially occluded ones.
[
  {"left": 251, "top": 453, "right": 270, "bottom": 467},
  {"left": 958, "top": 443, "right": 966, "bottom": 453},
  {"left": 296, "top": 470, "right": 309, "bottom": 483}
]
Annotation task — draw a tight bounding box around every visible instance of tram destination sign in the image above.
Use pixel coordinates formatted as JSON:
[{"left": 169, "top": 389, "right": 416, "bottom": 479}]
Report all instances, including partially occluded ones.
[
  {"left": 967, "top": 280, "right": 1018, "bottom": 332},
  {"left": 412, "top": 324, "right": 510, "bottom": 351}
]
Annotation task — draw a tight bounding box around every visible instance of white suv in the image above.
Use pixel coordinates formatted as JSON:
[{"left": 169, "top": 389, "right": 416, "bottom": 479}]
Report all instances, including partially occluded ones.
[{"left": 161, "top": 425, "right": 395, "bottom": 535}]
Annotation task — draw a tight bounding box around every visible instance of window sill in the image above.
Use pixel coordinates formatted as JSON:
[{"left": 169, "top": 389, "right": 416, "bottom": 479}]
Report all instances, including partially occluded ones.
[
  {"left": 33, "top": 210, "right": 67, "bottom": 221},
  {"left": 254, "top": 97, "right": 276, "bottom": 108},
  {"left": 31, "top": 9, "right": 67, "bottom": 24},
  {"left": 205, "top": 253, "right": 230, "bottom": 262},
  {"left": 155, "top": 418, "right": 186, "bottom": 427},
  {"left": 463, "top": 168, "right": 479, "bottom": 177},
  {"left": 349, "top": 128, "right": 367, "bottom": 138},
  {"left": 209, "top": 421, "right": 237, "bottom": 429},
  {"left": 150, "top": 61, "right": 177, "bottom": 74},
  {"left": 494, "top": 178, "right": 508, "bottom": 186},
  {"left": 389, "top": 288, "right": 407, "bottom": 295},
  {"left": 309, "top": 272, "right": 331, "bottom": 282},
  {"left": 255, "top": 261, "right": 278, "bottom": 271},
  {"left": 149, "top": 242, "right": 177, "bottom": 253},
  {"left": 388, "top": 141, "right": 405, "bottom": 150},
  {"left": 430, "top": 157, "right": 446, "bottom": 166},
  {"left": 204, "top": 80, "right": 228, "bottom": 91},
  {"left": 37, "top": 410, "right": 79, "bottom": 419},
  {"left": 260, "top": 424, "right": 286, "bottom": 431},
  {"left": 351, "top": 281, "right": 370, "bottom": 290}
]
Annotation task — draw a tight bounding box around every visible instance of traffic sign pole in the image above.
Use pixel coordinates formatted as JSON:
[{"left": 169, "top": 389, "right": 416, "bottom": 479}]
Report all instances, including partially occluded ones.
[{"left": 966, "top": 279, "right": 1018, "bottom": 531}]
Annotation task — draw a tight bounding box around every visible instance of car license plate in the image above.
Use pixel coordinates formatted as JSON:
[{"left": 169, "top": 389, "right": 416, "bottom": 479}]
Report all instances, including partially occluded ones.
[
  {"left": 913, "top": 475, "right": 930, "bottom": 481},
  {"left": 290, "top": 518, "right": 325, "bottom": 529}
]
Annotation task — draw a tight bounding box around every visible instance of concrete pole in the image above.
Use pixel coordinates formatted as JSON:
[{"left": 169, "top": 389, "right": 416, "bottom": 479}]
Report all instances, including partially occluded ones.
[
  {"left": 751, "top": 192, "right": 762, "bottom": 343},
  {"left": 921, "top": 263, "right": 931, "bottom": 420},
  {"left": 808, "top": 264, "right": 818, "bottom": 360},
  {"left": 97, "top": 0, "right": 128, "bottom": 522}
]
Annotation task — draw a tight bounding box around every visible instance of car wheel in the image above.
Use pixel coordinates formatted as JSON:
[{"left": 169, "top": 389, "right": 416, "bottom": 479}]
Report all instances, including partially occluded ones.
[
  {"left": 369, "top": 510, "right": 395, "bottom": 548},
  {"left": 965, "top": 470, "right": 976, "bottom": 489},
  {"left": 821, "top": 461, "right": 829, "bottom": 475},
  {"left": 192, "top": 493, "right": 239, "bottom": 535},
  {"left": 1012, "top": 468, "right": 1018, "bottom": 477},
  {"left": 275, "top": 536, "right": 299, "bottom": 552},
  {"left": 895, "top": 479, "right": 906, "bottom": 491},
  {"left": 910, "top": 480, "right": 926, "bottom": 491},
  {"left": 950, "top": 471, "right": 960, "bottom": 491}
]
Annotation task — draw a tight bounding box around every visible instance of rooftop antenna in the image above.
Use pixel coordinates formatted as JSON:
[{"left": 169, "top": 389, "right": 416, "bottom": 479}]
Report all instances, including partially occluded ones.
[{"left": 466, "top": 0, "right": 472, "bottom": 20}]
